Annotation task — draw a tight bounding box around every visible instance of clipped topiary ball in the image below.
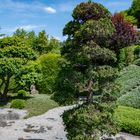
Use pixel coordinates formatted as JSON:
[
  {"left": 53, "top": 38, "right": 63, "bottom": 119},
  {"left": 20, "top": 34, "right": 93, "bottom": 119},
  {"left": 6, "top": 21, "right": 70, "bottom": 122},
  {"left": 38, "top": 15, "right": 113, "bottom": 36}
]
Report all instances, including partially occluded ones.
[
  {"left": 17, "top": 90, "right": 28, "bottom": 98},
  {"left": 10, "top": 99, "right": 25, "bottom": 109}
]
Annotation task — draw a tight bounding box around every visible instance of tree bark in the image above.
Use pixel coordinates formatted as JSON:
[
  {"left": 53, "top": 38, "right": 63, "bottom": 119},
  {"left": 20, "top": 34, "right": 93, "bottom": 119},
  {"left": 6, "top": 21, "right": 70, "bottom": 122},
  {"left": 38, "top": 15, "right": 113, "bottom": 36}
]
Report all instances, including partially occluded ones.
[
  {"left": 2, "top": 76, "right": 11, "bottom": 100},
  {"left": 87, "top": 80, "right": 93, "bottom": 103}
]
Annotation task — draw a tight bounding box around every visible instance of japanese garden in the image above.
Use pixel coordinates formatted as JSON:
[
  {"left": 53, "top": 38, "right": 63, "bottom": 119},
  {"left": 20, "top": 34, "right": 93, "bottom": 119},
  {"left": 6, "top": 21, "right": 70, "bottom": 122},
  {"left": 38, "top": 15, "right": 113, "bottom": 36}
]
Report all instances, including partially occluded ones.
[{"left": 0, "top": 0, "right": 140, "bottom": 140}]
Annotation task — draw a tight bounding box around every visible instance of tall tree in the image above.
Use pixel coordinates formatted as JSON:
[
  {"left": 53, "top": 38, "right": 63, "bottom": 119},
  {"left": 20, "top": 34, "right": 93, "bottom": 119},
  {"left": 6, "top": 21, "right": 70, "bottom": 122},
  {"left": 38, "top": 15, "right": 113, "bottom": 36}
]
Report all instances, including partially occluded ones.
[
  {"left": 55, "top": 1, "right": 117, "bottom": 104},
  {"left": 54, "top": 1, "right": 138, "bottom": 139},
  {"left": 32, "top": 30, "right": 48, "bottom": 55},
  {"left": 13, "top": 28, "right": 36, "bottom": 48}
]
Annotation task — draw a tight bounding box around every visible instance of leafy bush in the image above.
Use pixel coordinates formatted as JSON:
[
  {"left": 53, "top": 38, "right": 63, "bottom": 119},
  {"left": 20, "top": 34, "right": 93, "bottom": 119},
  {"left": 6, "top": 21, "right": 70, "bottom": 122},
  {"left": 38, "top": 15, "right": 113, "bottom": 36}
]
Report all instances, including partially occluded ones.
[
  {"left": 125, "top": 45, "right": 137, "bottom": 65},
  {"left": 37, "top": 53, "right": 60, "bottom": 94},
  {"left": 17, "top": 90, "right": 28, "bottom": 98},
  {"left": 118, "top": 88, "right": 140, "bottom": 109},
  {"left": 119, "top": 45, "right": 137, "bottom": 67},
  {"left": 10, "top": 99, "right": 25, "bottom": 109},
  {"left": 63, "top": 104, "right": 119, "bottom": 140},
  {"left": 115, "top": 106, "right": 140, "bottom": 136}
]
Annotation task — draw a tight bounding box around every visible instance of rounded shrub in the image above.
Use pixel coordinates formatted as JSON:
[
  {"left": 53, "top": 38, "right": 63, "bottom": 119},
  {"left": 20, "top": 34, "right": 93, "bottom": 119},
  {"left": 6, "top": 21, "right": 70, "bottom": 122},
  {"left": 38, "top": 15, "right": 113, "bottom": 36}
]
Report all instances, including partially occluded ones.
[
  {"left": 10, "top": 99, "right": 25, "bottom": 109},
  {"left": 17, "top": 90, "right": 28, "bottom": 98}
]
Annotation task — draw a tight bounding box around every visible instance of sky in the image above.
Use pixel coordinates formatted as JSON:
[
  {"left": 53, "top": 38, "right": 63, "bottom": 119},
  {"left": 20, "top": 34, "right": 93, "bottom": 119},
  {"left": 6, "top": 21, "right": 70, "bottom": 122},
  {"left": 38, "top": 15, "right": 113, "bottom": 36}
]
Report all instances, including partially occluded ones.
[{"left": 0, "top": 0, "right": 132, "bottom": 41}]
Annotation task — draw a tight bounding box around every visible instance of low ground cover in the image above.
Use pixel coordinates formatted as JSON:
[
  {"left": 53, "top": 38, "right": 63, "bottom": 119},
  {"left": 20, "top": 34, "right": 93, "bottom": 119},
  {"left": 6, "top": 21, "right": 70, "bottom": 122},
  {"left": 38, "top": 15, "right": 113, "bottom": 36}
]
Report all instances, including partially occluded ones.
[{"left": 115, "top": 106, "right": 140, "bottom": 136}]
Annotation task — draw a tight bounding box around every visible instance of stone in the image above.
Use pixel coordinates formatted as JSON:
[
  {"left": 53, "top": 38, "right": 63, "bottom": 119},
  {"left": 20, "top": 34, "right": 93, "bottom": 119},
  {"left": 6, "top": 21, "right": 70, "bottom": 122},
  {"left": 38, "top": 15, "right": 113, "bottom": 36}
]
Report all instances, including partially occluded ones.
[{"left": 30, "top": 85, "right": 39, "bottom": 94}]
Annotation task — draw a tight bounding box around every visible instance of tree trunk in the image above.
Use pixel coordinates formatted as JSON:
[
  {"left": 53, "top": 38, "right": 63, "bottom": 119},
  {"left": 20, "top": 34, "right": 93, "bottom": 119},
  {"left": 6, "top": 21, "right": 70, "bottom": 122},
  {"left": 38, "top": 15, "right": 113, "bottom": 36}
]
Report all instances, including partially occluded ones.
[
  {"left": 87, "top": 80, "right": 93, "bottom": 103},
  {"left": 0, "top": 78, "right": 5, "bottom": 89},
  {"left": 0, "top": 78, "right": 5, "bottom": 96},
  {"left": 2, "top": 76, "right": 11, "bottom": 100}
]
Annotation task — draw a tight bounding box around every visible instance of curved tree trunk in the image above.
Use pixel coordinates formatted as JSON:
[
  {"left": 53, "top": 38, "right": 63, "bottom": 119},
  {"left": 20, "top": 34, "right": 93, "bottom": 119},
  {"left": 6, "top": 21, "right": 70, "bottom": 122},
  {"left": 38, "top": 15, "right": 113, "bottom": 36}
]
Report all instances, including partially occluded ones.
[{"left": 87, "top": 80, "right": 93, "bottom": 103}]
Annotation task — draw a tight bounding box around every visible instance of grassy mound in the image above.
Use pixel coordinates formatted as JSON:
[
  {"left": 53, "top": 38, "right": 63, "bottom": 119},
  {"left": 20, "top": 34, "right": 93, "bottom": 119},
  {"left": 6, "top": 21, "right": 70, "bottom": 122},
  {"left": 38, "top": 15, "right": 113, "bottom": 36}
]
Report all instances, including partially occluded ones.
[
  {"left": 116, "top": 65, "right": 140, "bottom": 109},
  {"left": 118, "top": 89, "right": 140, "bottom": 109},
  {"left": 116, "top": 65, "right": 140, "bottom": 97}
]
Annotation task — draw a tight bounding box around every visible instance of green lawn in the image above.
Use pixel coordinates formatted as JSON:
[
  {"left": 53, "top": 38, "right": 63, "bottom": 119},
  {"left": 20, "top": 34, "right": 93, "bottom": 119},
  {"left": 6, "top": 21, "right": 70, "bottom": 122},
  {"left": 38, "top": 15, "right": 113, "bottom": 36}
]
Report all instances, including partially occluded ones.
[
  {"left": 0, "top": 94, "right": 58, "bottom": 118},
  {"left": 25, "top": 94, "right": 58, "bottom": 118}
]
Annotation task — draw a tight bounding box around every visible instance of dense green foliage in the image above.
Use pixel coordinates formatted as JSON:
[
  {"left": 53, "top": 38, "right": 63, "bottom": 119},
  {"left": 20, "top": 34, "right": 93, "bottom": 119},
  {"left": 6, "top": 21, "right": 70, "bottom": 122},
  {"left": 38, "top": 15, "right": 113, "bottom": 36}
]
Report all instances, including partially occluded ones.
[
  {"left": 37, "top": 53, "right": 60, "bottom": 94},
  {"left": 115, "top": 106, "right": 140, "bottom": 136},
  {"left": 10, "top": 99, "right": 25, "bottom": 109},
  {"left": 54, "top": 1, "right": 138, "bottom": 139},
  {"left": 120, "top": 0, "right": 140, "bottom": 27},
  {"left": 54, "top": 1, "right": 135, "bottom": 139},
  {"left": 0, "top": 0, "right": 139, "bottom": 138},
  {"left": 128, "top": 0, "right": 140, "bottom": 27},
  {"left": 55, "top": 1, "right": 118, "bottom": 105},
  {"left": 63, "top": 104, "right": 119, "bottom": 140},
  {"left": 0, "top": 28, "right": 62, "bottom": 100},
  {"left": 134, "top": 45, "right": 140, "bottom": 58},
  {"left": 119, "top": 45, "right": 138, "bottom": 67},
  {"left": 120, "top": 11, "right": 137, "bottom": 25},
  {"left": 0, "top": 34, "right": 37, "bottom": 99}
]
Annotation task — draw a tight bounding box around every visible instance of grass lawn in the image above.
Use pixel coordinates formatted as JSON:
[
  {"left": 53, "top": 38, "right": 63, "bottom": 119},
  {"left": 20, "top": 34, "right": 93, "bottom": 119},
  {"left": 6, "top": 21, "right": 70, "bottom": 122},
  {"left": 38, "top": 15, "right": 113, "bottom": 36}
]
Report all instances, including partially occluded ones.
[
  {"left": 0, "top": 94, "right": 59, "bottom": 118},
  {"left": 25, "top": 94, "right": 58, "bottom": 118}
]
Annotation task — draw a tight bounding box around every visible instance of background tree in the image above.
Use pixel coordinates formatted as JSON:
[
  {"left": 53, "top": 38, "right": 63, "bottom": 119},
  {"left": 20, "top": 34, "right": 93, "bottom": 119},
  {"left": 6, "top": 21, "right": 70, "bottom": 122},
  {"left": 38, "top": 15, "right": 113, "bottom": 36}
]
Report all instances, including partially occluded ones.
[
  {"left": 109, "top": 13, "right": 138, "bottom": 60},
  {"left": 37, "top": 53, "right": 60, "bottom": 94},
  {"left": 55, "top": 1, "right": 117, "bottom": 104},
  {"left": 13, "top": 28, "right": 36, "bottom": 48},
  {"left": 32, "top": 30, "right": 49, "bottom": 55},
  {"left": 128, "top": 0, "right": 140, "bottom": 27},
  {"left": 120, "top": 11, "right": 137, "bottom": 25},
  {"left": 0, "top": 36, "right": 37, "bottom": 100}
]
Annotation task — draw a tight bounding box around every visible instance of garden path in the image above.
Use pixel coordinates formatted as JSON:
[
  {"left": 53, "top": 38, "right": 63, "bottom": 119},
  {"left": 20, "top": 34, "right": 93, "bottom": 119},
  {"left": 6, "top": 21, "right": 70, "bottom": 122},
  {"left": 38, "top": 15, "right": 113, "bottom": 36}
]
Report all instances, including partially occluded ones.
[{"left": 0, "top": 106, "right": 139, "bottom": 140}]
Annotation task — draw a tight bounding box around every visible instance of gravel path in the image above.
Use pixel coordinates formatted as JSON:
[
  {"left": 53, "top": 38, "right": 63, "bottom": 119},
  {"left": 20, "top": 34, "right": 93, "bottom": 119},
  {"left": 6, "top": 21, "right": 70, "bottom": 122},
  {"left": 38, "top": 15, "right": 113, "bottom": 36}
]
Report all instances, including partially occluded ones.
[
  {"left": 0, "top": 106, "right": 74, "bottom": 140},
  {"left": 0, "top": 106, "right": 140, "bottom": 140}
]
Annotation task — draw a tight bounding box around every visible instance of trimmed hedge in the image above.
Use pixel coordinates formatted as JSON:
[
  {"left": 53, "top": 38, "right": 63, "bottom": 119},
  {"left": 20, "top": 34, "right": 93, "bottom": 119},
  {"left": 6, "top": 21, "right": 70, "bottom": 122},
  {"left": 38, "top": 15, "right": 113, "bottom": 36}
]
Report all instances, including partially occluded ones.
[
  {"left": 17, "top": 90, "right": 28, "bottom": 98},
  {"left": 10, "top": 99, "right": 25, "bottom": 109},
  {"left": 115, "top": 106, "right": 140, "bottom": 136}
]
